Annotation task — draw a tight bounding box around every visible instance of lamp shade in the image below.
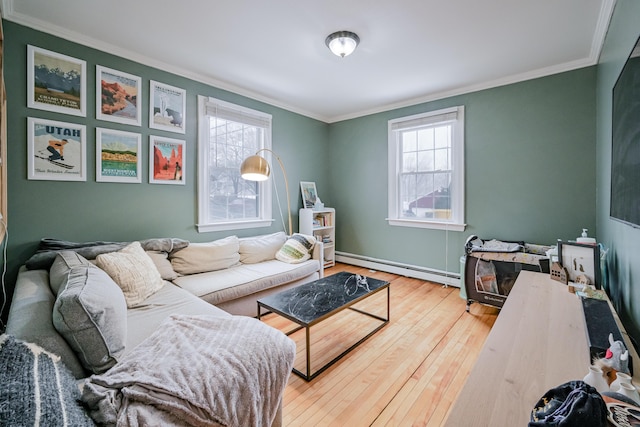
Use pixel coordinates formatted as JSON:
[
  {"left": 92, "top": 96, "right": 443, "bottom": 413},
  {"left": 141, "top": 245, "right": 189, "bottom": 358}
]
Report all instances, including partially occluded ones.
[
  {"left": 240, "top": 149, "right": 293, "bottom": 235},
  {"left": 240, "top": 155, "right": 271, "bottom": 181},
  {"left": 325, "top": 31, "right": 360, "bottom": 58}
]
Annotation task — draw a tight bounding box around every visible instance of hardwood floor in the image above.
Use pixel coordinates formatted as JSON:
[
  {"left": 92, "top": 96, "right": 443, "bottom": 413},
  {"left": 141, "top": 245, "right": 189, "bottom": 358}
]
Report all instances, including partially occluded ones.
[{"left": 262, "top": 263, "right": 500, "bottom": 426}]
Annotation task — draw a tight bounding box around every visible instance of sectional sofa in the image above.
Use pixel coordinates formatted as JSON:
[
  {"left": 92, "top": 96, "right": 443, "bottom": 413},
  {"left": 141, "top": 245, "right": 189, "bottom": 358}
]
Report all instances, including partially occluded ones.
[{"left": 3, "top": 232, "right": 323, "bottom": 426}]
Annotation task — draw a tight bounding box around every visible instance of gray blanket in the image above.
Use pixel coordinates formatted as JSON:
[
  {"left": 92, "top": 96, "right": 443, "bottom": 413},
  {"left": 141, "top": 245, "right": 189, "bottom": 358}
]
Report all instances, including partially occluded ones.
[
  {"left": 25, "top": 237, "right": 189, "bottom": 270},
  {"left": 82, "top": 315, "right": 295, "bottom": 427}
]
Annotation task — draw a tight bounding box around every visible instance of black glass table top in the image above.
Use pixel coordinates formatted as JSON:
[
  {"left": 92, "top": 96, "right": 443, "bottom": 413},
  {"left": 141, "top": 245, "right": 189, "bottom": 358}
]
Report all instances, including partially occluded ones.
[{"left": 257, "top": 271, "right": 389, "bottom": 325}]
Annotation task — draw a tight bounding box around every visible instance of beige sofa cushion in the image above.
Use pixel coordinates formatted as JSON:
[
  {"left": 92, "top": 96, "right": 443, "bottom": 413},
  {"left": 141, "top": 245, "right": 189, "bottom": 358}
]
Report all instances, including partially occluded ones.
[
  {"left": 170, "top": 235, "right": 240, "bottom": 275},
  {"left": 125, "top": 282, "right": 231, "bottom": 354},
  {"left": 96, "top": 241, "right": 164, "bottom": 308},
  {"left": 145, "top": 250, "right": 179, "bottom": 281},
  {"left": 52, "top": 265, "right": 127, "bottom": 374},
  {"left": 239, "top": 232, "right": 287, "bottom": 264},
  {"left": 173, "top": 259, "right": 320, "bottom": 305}
]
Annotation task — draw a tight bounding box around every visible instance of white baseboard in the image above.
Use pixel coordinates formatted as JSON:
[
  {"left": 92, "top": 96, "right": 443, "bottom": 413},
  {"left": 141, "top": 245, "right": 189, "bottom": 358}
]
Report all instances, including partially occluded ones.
[{"left": 335, "top": 251, "right": 461, "bottom": 288}]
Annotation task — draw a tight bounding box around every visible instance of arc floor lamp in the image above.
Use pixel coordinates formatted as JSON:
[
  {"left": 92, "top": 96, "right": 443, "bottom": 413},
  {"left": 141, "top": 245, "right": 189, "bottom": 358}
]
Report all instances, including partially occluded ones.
[{"left": 240, "top": 149, "right": 293, "bottom": 236}]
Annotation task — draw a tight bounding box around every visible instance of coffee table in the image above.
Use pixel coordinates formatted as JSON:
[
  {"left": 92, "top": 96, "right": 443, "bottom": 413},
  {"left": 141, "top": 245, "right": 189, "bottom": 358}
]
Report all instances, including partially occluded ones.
[{"left": 257, "top": 271, "right": 390, "bottom": 381}]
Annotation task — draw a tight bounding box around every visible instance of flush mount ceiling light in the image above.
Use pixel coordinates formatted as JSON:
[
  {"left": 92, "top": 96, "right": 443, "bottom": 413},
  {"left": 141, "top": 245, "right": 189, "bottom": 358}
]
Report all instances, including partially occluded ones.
[{"left": 325, "top": 31, "right": 360, "bottom": 58}]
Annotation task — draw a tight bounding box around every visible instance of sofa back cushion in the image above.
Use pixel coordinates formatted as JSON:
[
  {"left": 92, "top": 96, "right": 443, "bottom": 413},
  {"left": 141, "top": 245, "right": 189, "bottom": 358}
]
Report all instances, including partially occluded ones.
[
  {"left": 239, "top": 232, "right": 287, "bottom": 264},
  {"left": 52, "top": 264, "right": 127, "bottom": 374},
  {"left": 49, "top": 251, "right": 93, "bottom": 296},
  {"left": 169, "top": 235, "right": 240, "bottom": 275},
  {"left": 275, "top": 233, "right": 316, "bottom": 264},
  {"left": 96, "top": 241, "right": 164, "bottom": 307},
  {"left": 145, "top": 250, "right": 179, "bottom": 281},
  {"left": 7, "top": 268, "right": 87, "bottom": 379}
]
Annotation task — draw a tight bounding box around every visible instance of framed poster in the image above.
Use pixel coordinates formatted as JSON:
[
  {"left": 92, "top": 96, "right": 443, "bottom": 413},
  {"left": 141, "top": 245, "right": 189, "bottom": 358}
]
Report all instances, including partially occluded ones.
[
  {"left": 27, "top": 45, "right": 86, "bottom": 117},
  {"left": 300, "top": 181, "right": 318, "bottom": 208},
  {"left": 96, "top": 66, "right": 142, "bottom": 126},
  {"left": 149, "top": 80, "right": 186, "bottom": 134},
  {"left": 149, "top": 135, "right": 185, "bottom": 185},
  {"left": 558, "top": 240, "right": 601, "bottom": 289},
  {"left": 96, "top": 128, "right": 142, "bottom": 183},
  {"left": 27, "top": 117, "right": 86, "bottom": 181}
]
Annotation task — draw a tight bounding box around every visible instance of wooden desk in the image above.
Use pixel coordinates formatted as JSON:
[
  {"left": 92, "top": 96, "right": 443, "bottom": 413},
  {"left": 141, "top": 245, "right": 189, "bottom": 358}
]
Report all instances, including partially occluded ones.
[{"left": 444, "top": 271, "right": 593, "bottom": 426}]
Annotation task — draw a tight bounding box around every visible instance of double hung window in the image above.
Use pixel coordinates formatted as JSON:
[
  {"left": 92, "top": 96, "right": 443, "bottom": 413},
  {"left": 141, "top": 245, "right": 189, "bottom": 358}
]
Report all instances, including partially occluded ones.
[
  {"left": 197, "top": 96, "right": 273, "bottom": 232},
  {"left": 387, "top": 106, "right": 465, "bottom": 231}
]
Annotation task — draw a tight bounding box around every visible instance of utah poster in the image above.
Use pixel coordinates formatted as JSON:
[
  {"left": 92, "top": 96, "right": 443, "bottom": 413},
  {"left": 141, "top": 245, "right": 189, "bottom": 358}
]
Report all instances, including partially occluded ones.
[{"left": 28, "top": 117, "right": 86, "bottom": 181}]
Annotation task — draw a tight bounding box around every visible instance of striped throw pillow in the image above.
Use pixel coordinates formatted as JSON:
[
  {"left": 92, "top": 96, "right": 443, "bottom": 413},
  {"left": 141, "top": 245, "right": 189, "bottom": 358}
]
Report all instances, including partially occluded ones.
[
  {"left": 275, "top": 234, "right": 316, "bottom": 264},
  {"left": 0, "top": 334, "right": 94, "bottom": 426}
]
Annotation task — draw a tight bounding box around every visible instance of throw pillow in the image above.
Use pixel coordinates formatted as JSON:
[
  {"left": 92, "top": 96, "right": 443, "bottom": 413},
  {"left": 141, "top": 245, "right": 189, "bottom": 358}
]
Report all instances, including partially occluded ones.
[
  {"left": 275, "top": 233, "right": 316, "bottom": 264},
  {"left": 0, "top": 335, "right": 94, "bottom": 426},
  {"left": 49, "top": 250, "right": 93, "bottom": 296},
  {"left": 169, "top": 235, "right": 240, "bottom": 275},
  {"left": 145, "top": 250, "right": 179, "bottom": 281},
  {"left": 52, "top": 265, "right": 127, "bottom": 373},
  {"left": 96, "top": 241, "right": 164, "bottom": 307},
  {"left": 239, "top": 232, "right": 287, "bottom": 264}
]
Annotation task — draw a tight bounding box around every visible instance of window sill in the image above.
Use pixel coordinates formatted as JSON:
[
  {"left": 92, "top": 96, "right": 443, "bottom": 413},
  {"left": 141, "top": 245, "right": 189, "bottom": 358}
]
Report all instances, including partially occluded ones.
[
  {"left": 387, "top": 218, "right": 466, "bottom": 232},
  {"left": 197, "top": 219, "right": 273, "bottom": 233}
]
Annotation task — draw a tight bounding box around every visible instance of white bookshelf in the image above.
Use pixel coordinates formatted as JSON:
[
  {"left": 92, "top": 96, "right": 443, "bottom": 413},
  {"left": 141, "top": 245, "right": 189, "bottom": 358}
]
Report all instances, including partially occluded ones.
[{"left": 299, "top": 207, "right": 335, "bottom": 268}]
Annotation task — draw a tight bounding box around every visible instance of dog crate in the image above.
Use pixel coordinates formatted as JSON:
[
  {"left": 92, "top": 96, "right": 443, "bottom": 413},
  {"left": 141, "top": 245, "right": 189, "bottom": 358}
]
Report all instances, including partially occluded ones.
[{"left": 464, "top": 235, "right": 551, "bottom": 311}]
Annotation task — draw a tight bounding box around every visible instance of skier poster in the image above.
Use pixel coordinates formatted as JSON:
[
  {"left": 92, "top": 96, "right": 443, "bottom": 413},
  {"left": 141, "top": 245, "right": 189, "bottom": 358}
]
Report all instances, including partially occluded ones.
[{"left": 28, "top": 117, "right": 86, "bottom": 181}]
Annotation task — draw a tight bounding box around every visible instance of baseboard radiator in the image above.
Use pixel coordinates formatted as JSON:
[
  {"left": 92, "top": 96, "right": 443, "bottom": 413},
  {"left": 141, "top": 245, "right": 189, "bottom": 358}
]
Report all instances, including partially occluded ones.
[{"left": 335, "top": 251, "right": 461, "bottom": 287}]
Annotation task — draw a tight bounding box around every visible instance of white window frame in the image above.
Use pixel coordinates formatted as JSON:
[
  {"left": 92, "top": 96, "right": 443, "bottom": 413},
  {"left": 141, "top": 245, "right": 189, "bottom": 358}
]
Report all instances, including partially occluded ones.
[
  {"left": 197, "top": 95, "right": 273, "bottom": 232},
  {"left": 387, "top": 106, "right": 466, "bottom": 231}
]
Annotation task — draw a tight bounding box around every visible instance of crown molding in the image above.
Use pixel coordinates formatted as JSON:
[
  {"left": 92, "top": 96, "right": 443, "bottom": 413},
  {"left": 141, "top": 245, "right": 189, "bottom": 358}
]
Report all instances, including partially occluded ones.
[
  {"left": 307, "top": 0, "right": 618, "bottom": 123},
  {"left": 326, "top": 57, "right": 597, "bottom": 123},
  {"left": 590, "top": 0, "right": 617, "bottom": 62},
  {"left": 0, "top": 0, "right": 327, "bottom": 122},
  {"left": 2, "top": 0, "right": 617, "bottom": 124}
]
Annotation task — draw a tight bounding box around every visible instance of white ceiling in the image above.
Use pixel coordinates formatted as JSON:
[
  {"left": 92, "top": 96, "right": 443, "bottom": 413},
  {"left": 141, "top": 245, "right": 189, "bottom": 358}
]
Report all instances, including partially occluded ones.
[{"left": 2, "top": 0, "right": 615, "bottom": 123}]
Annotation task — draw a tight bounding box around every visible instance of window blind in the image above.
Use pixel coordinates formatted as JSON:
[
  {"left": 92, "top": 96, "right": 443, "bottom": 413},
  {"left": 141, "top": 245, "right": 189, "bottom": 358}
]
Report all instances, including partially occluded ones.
[
  {"left": 390, "top": 110, "right": 458, "bottom": 131},
  {"left": 204, "top": 99, "right": 271, "bottom": 129}
]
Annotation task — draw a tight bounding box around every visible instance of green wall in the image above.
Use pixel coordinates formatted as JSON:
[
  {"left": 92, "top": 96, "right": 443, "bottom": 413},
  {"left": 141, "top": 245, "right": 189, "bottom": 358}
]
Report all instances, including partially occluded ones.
[
  {"left": 2, "top": 21, "right": 329, "bottom": 300},
  {"left": 328, "top": 68, "right": 597, "bottom": 272},
  {"left": 596, "top": 0, "right": 640, "bottom": 349},
  {"left": 2, "top": 17, "right": 617, "bottom": 334}
]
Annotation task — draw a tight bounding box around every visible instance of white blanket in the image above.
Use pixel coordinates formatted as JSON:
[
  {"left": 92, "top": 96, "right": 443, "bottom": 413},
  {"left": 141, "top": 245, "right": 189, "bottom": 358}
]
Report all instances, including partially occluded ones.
[{"left": 82, "top": 314, "right": 295, "bottom": 427}]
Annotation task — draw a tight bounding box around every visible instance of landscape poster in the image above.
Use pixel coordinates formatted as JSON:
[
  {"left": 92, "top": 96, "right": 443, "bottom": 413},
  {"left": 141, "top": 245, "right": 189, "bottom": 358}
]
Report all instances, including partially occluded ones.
[
  {"left": 27, "top": 117, "right": 86, "bottom": 181},
  {"left": 149, "top": 135, "right": 185, "bottom": 185},
  {"left": 97, "top": 66, "right": 141, "bottom": 126},
  {"left": 27, "top": 45, "right": 86, "bottom": 117},
  {"left": 96, "top": 128, "right": 141, "bottom": 183}
]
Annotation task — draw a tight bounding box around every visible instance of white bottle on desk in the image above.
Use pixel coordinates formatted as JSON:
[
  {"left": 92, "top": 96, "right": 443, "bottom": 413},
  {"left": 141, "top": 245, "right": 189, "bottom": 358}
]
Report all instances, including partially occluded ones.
[
  {"left": 618, "top": 382, "right": 640, "bottom": 405},
  {"left": 583, "top": 365, "right": 609, "bottom": 393},
  {"left": 577, "top": 228, "right": 597, "bottom": 245},
  {"left": 610, "top": 372, "right": 633, "bottom": 392}
]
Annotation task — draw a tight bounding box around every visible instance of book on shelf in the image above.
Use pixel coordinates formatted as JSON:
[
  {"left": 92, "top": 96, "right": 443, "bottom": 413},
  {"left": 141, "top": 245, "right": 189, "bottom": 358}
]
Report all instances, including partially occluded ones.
[{"left": 313, "top": 214, "right": 331, "bottom": 227}]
